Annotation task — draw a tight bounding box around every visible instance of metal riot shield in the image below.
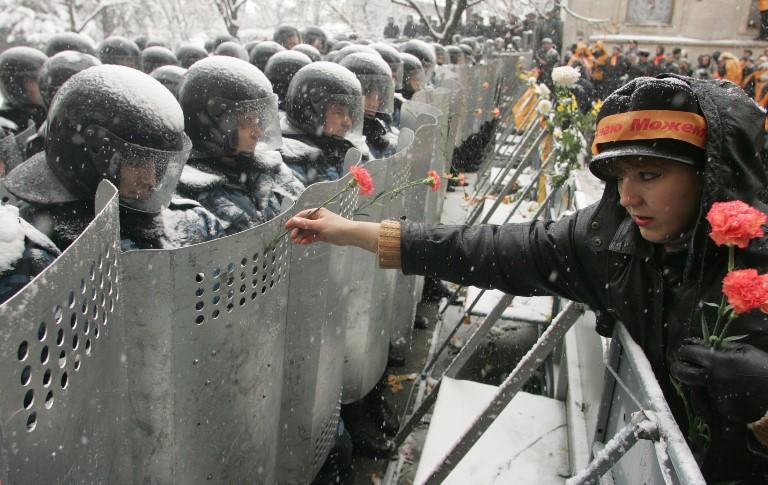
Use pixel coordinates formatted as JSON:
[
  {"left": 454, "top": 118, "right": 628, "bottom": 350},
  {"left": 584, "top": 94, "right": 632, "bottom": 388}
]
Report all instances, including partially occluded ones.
[
  {"left": 0, "top": 181, "right": 128, "bottom": 484},
  {"left": 278, "top": 149, "right": 362, "bottom": 484},
  {"left": 120, "top": 208, "right": 290, "bottom": 484},
  {"left": 482, "top": 61, "right": 501, "bottom": 125},
  {"left": 392, "top": 108, "right": 439, "bottom": 353},
  {"left": 336, "top": 151, "right": 398, "bottom": 403}
]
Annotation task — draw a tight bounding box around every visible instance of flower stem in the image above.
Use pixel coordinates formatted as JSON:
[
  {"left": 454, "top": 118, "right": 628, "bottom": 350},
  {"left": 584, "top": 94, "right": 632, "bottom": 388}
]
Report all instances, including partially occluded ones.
[{"left": 728, "top": 245, "right": 735, "bottom": 271}]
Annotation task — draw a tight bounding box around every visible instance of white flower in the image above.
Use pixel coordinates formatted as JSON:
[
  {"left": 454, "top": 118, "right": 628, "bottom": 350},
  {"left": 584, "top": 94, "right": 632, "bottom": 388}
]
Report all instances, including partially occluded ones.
[
  {"left": 552, "top": 66, "right": 581, "bottom": 87},
  {"left": 537, "top": 99, "right": 553, "bottom": 115},
  {"left": 538, "top": 83, "right": 551, "bottom": 97},
  {"left": 527, "top": 76, "right": 538, "bottom": 86},
  {"left": 553, "top": 128, "right": 563, "bottom": 139},
  {"left": 533, "top": 85, "right": 541, "bottom": 95}
]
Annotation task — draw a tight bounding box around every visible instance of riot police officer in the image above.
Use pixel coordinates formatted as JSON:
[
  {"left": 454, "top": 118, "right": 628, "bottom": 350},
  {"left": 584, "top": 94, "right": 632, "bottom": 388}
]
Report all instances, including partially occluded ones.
[
  {"left": 0, "top": 47, "right": 48, "bottom": 133},
  {"left": 177, "top": 56, "right": 303, "bottom": 235},
  {"left": 264, "top": 50, "right": 312, "bottom": 109}
]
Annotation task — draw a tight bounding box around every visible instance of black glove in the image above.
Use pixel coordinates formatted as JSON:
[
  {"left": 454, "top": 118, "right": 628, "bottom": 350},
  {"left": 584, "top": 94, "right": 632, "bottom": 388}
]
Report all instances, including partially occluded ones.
[{"left": 671, "top": 338, "right": 768, "bottom": 423}]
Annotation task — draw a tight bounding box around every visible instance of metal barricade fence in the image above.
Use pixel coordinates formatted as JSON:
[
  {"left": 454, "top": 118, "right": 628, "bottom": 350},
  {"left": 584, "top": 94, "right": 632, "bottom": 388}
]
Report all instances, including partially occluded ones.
[
  {"left": 0, "top": 182, "right": 127, "bottom": 484},
  {"left": 120, "top": 198, "right": 291, "bottom": 484}
]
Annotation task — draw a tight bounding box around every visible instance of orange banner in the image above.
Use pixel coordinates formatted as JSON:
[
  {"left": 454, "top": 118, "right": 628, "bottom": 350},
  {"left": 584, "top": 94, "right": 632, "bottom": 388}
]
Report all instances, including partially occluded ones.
[{"left": 591, "top": 110, "right": 707, "bottom": 155}]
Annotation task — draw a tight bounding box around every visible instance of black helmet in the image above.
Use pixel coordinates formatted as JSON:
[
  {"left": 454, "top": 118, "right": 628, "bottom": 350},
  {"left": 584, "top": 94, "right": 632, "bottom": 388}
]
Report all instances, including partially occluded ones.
[
  {"left": 179, "top": 56, "right": 281, "bottom": 158},
  {"left": 141, "top": 46, "right": 178, "bottom": 74},
  {"left": 292, "top": 44, "right": 321, "bottom": 62},
  {"left": 371, "top": 43, "right": 404, "bottom": 90},
  {"left": 301, "top": 26, "right": 328, "bottom": 53},
  {"left": 244, "top": 40, "right": 261, "bottom": 56},
  {"left": 98, "top": 36, "right": 141, "bottom": 69},
  {"left": 340, "top": 53, "right": 394, "bottom": 117},
  {"left": 459, "top": 43, "right": 473, "bottom": 58},
  {"left": 133, "top": 36, "right": 148, "bottom": 50},
  {"left": 446, "top": 45, "right": 464, "bottom": 64},
  {"left": 285, "top": 62, "right": 364, "bottom": 144},
  {"left": 214, "top": 41, "right": 248, "bottom": 60},
  {"left": 273, "top": 25, "right": 301, "bottom": 49},
  {"left": 44, "top": 32, "right": 96, "bottom": 57},
  {"left": 0, "top": 47, "right": 47, "bottom": 109},
  {"left": 150, "top": 65, "right": 187, "bottom": 100},
  {"left": 175, "top": 43, "right": 208, "bottom": 68},
  {"left": 329, "top": 40, "right": 352, "bottom": 52},
  {"left": 264, "top": 50, "right": 312, "bottom": 105},
  {"left": 399, "top": 53, "right": 425, "bottom": 99},
  {"left": 333, "top": 44, "right": 379, "bottom": 64},
  {"left": 146, "top": 39, "right": 169, "bottom": 49},
  {"left": 249, "top": 41, "right": 285, "bottom": 71},
  {"left": 431, "top": 43, "right": 446, "bottom": 65},
  {"left": 5, "top": 65, "right": 191, "bottom": 213},
  {"left": 401, "top": 39, "right": 436, "bottom": 76},
  {"left": 38, "top": 50, "right": 101, "bottom": 110},
  {"left": 210, "top": 33, "right": 238, "bottom": 52}
]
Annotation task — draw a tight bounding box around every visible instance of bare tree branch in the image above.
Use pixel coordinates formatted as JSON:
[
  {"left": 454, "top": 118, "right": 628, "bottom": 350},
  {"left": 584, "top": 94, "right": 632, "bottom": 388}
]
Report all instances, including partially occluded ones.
[
  {"left": 433, "top": 0, "right": 443, "bottom": 25},
  {"left": 554, "top": 1, "right": 610, "bottom": 24},
  {"left": 323, "top": 3, "right": 356, "bottom": 32},
  {"left": 74, "top": 0, "right": 130, "bottom": 33},
  {"left": 467, "top": 0, "right": 484, "bottom": 7}
]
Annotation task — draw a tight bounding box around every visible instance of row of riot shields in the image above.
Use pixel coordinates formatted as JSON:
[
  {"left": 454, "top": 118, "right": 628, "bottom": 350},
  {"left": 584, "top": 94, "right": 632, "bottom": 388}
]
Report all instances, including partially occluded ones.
[{"left": 0, "top": 54, "right": 520, "bottom": 484}]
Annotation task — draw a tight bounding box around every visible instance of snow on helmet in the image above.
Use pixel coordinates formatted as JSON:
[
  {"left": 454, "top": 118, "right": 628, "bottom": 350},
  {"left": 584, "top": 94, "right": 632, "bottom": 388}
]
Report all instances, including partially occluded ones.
[
  {"left": 38, "top": 50, "right": 101, "bottom": 109},
  {"left": 340, "top": 53, "right": 394, "bottom": 116},
  {"left": 214, "top": 41, "right": 248, "bottom": 61},
  {"left": 401, "top": 39, "right": 436, "bottom": 78},
  {"left": 264, "top": 50, "right": 312, "bottom": 106},
  {"left": 399, "top": 52, "right": 424, "bottom": 99},
  {"left": 333, "top": 44, "right": 379, "bottom": 64},
  {"left": 140, "top": 46, "right": 178, "bottom": 74},
  {"left": 285, "top": 61, "right": 364, "bottom": 144},
  {"left": 292, "top": 43, "right": 322, "bottom": 62},
  {"left": 179, "top": 56, "right": 281, "bottom": 158},
  {"left": 301, "top": 26, "right": 328, "bottom": 54},
  {"left": 371, "top": 43, "right": 404, "bottom": 90},
  {"left": 98, "top": 36, "right": 140, "bottom": 69},
  {"left": 6, "top": 65, "right": 191, "bottom": 213},
  {"left": 0, "top": 47, "right": 47, "bottom": 109},
  {"left": 175, "top": 43, "right": 208, "bottom": 68},
  {"left": 273, "top": 25, "right": 301, "bottom": 49},
  {"left": 150, "top": 65, "right": 187, "bottom": 99},
  {"left": 249, "top": 41, "right": 285, "bottom": 71},
  {"left": 44, "top": 32, "right": 96, "bottom": 57}
]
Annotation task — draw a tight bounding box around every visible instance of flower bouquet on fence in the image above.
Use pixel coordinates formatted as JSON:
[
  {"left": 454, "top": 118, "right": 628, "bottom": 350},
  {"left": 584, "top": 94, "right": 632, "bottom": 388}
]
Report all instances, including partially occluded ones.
[
  {"left": 673, "top": 200, "right": 768, "bottom": 456},
  {"left": 539, "top": 66, "right": 600, "bottom": 188}
]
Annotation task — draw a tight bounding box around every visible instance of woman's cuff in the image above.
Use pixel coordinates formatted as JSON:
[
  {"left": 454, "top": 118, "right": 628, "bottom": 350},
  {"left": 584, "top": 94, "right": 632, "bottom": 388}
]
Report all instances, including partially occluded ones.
[
  {"left": 749, "top": 415, "right": 768, "bottom": 450},
  {"left": 377, "top": 220, "right": 402, "bottom": 269}
]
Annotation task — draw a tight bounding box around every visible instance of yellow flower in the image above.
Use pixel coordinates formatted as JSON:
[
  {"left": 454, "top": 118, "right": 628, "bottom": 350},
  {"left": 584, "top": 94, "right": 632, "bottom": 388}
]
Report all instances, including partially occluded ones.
[{"left": 557, "top": 104, "right": 564, "bottom": 113}]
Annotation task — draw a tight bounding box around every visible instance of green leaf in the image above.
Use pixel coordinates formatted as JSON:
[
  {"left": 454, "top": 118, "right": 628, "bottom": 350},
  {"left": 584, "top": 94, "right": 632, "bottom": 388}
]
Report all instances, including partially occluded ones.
[
  {"left": 701, "top": 313, "right": 710, "bottom": 341},
  {"left": 723, "top": 334, "right": 749, "bottom": 342}
]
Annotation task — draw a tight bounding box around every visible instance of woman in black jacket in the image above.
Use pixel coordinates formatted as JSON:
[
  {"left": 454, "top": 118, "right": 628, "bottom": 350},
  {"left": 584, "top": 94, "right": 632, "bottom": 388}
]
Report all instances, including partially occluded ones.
[{"left": 285, "top": 75, "right": 768, "bottom": 482}]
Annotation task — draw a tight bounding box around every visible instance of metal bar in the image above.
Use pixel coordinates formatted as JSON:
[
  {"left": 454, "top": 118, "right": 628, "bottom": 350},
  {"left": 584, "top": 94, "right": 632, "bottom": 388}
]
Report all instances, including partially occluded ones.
[
  {"left": 392, "top": 293, "right": 515, "bottom": 447},
  {"left": 484, "top": 151, "right": 553, "bottom": 227},
  {"left": 421, "top": 301, "right": 584, "bottom": 484},
  {"left": 566, "top": 411, "right": 660, "bottom": 485}
]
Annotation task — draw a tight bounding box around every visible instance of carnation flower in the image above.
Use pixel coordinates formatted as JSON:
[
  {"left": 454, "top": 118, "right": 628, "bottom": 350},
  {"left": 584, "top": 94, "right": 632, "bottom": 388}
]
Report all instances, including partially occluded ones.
[
  {"left": 491, "top": 107, "right": 501, "bottom": 118},
  {"left": 722, "top": 269, "right": 768, "bottom": 314},
  {"left": 536, "top": 99, "right": 552, "bottom": 115},
  {"left": 706, "top": 200, "right": 767, "bottom": 248},
  {"left": 349, "top": 165, "right": 374, "bottom": 196},
  {"left": 538, "top": 83, "right": 551, "bottom": 97},
  {"left": 426, "top": 170, "right": 441, "bottom": 192},
  {"left": 527, "top": 76, "right": 538, "bottom": 85},
  {"left": 552, "top": 66, "right": 581, "bottom": 87},
  {"left": 553, "top": 128, "right": 563, "bottom": 139}
]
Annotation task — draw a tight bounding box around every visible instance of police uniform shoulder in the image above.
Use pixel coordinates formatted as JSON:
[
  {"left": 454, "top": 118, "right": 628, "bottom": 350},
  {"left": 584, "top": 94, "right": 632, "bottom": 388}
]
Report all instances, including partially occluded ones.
[
  {"left": 178, "top": 164, "right": 226, "bottom": 193},
  {"left": 251, "top": 150, "right": 284, "bottom": 173}
]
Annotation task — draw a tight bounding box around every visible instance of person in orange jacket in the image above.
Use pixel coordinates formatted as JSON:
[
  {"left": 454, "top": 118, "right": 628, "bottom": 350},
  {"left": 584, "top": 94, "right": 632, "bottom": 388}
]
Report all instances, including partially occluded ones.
[
  {"left": 591, "top": 40, "right": 610, "bottom": 98},
  {"left": 718, "top": 52, "right": 743, "bottom": 85},
  {"left": 758, "top": 0, "right": 768, "bottom": 41}
]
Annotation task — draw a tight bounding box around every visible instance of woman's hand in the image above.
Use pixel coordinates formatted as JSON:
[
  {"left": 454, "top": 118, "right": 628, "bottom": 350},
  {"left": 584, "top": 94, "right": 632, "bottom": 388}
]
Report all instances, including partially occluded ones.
[{"left": 284, "top": 208, "right": 380, "bottom": 253}]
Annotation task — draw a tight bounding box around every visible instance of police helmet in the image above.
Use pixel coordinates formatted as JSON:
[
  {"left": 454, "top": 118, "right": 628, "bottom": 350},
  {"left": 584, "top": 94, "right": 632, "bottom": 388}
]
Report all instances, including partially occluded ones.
[
  {"left": 179, "top": 56, "right": 281, "bottom": 158},
  {"left": 175, "top": 43, "right": 208, "bottom": 68},
  {"left": 249, "top": 41, "right": 285, "bottom": 71},
  {"left": 141, "top": 46, "right": 178, "bottom": 74},
  {"left": 333, "top": 44, "right": 379, "bottom": 64},
  {"left": 399, "top": 52, "right": 425, "bottom": 99},
  {"left": 446, "top": 45, "right": 464, "bottom": 64},
  {"left": 401, "top": 39, "right": 436, "bottom": 78},
  {"left": 44, "top": 32, "right": 96, "bottom": 57},
  {"left": 214, "top": 41, "right": 249, "bottom": 61},
  {"left": 98, "top": 36, "right": 141, "bottom": 68},
  {"left": 340, "top": 53, "right": 394, "bottom": 117},
  {"left": 285, "top": 62, "right": 364, "bottom": 144},
  {"left": 0, "top": 47, "right": 47, "bottom": 109},
  {"left": 292, "top": 44, "right": 322, "bottom": 62},
  {"left": 301, "top": 26, "right": 328, "bottom": 54},
  {"left": 371, "top": 43, "right": 404, "bottom": 90},
  {"left": 38, "top": 50, "right": 101, "bottom": 109},
  {"left": 264, "top": 50, "right": 312, "bottom": 105},
  {"left": 6, "top": 65, "right": 191, "bottom": 213},
  {"left": 273, "top": 25, "right": 301, "bottom": 49},
  {"left": 150, "top": 65, "right": 187, "bottom": 100}
]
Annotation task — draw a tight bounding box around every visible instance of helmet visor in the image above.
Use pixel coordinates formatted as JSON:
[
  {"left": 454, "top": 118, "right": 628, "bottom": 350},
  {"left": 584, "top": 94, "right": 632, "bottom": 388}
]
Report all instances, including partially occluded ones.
[
  {"left": 321, "top": 93, "right": 364, "bottom": 145},
  {"left": 210, "top": 94, "right": 283, "bottom": 154},
  {"left": 0, "top": 131, "right": 22, "bottom": 176},
  {"left": 404, "top": 69, "right": 426, "bottom": 93},
  {"left": 87, "top": 126, "right": 192, "bottom": 213},
  {"left": 357, "top": 74, "right": 395, "bottom": 116},
  {"left": 390, "top": 62, "right": 404, "bottom": 90}
]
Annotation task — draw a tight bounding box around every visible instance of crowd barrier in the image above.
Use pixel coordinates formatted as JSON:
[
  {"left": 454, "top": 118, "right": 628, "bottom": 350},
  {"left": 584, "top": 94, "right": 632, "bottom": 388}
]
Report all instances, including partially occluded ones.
[{"left": 0, "top": 50, "right": 702, "bottom": 485}]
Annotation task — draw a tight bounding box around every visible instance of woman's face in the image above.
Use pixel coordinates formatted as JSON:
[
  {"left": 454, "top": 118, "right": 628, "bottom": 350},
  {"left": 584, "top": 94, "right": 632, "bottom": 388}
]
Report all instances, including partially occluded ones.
[{"left": 613, "top": 157, "right": 701, "bottom": 244}]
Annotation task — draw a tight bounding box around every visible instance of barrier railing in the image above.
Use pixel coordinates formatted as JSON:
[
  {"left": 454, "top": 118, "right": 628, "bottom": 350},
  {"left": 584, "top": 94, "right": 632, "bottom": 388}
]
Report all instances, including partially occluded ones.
[{"left": 0, "top": 51, "right": 702, "bottom": 485}]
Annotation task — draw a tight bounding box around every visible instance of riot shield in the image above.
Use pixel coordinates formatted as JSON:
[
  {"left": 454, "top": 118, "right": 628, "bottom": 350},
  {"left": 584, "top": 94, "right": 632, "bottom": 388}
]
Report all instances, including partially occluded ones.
[
  {"left": 120, "top": 206, "right": 290, "bottom": 484},
  {"left": 277, "top": 149, "right": 362, "bottom": 484},
  {"left": 0, "top": 181, "right": 128, "bottom": 484}
]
